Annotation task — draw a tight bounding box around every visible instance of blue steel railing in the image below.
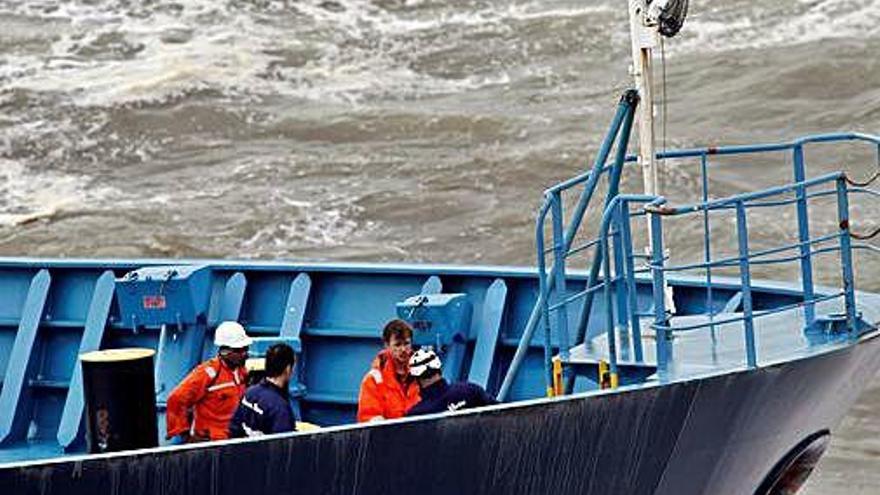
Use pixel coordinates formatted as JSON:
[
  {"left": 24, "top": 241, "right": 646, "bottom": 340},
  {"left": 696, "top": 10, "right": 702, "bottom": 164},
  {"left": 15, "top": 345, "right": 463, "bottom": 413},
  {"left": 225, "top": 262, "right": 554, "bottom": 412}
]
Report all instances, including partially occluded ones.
[
  {"left": 645, "top": 172, "right": 857, "bottom": 377},
  {"left": 496, "top": 90, "right": 641, "bottom": 400},
  {"left": 628, "top": 132, "right": 880, "bottom": 330},
  {"left": 497, "top": 116, "right": 880, "bottom": 399}
]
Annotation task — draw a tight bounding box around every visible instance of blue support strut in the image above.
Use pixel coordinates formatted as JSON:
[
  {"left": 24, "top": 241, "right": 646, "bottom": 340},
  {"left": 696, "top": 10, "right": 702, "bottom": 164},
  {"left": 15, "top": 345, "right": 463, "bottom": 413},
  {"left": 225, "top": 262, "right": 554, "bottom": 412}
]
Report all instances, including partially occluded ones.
[
  {"left": 736, "top": 201, "right": 758, "bottom": 368},
  {"left": 835, "top": 178, "right": 857, "bottom": 334},
  {"left": 497, "top": 90, "right": 639, "bottom": 401},
  {"left": 793, "top": 145, "right": 816, "bottom": 326},
  {"left": 649, "top": 211, "right": 671, "bottom": 380}
]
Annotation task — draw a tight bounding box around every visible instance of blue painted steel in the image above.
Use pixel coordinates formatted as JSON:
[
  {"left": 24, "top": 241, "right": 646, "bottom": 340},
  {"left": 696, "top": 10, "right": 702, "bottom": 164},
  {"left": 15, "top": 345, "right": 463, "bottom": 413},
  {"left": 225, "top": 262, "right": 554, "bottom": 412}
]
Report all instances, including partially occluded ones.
[
  {"left": 467, "top": 279, "right": 507, "bottom": 389},
  {"left": 835, "top": 179, "right": 857, "bottom": 334},
  {"left": 397, "top": 293, "right": 471, "bottom": 349},
  {"left": 612, "top": 219, "right": 629, "bottom": 334},
  {"left": 116, "top": 265, "right": 212, "bottom": 327},
  {"left": 700, "top": 152, "right": 717, "bottom": 346},
  {"left": 550, "top": 192, "right": 570, "bottom": 369},
  {"left": 736, "top": 202, "right": 758, "bottom": 368},
  {"left": 421, "top": 276, "right": 443, "bottom": 295},
  {"left": 219, "top": 272, "right": 248, "bottom": 323},
  {"left": 280, "top": 273, "right": 311, "bottom": 348},
  {"left": 622, "top": 132, "right": 880, "bottom": 163},
  {"left": 650, "top": 213, "right": 670, "bottom": 379},
  {"left": 792, "top": 145, "right": 816, "bottom": 326},
  {"left": 498, "top": 92, "right": 638, "bottom": 400},
  {"left": 536, "top": 199, "right": 555, "bottom": 393},
  {"left": 574, "top": 101, "right": 639, "bottom": 344},
  {"left": 56, "top": 271, "right": 115, "bottom": 450},
  {"left": 0, "top": 270, "right": 51, "bottom": 445},
  {"left": 619, "top": 200, "right": 643, "bottom": 362},
  {"left": 398, "top": 292, "right": 471, "bottom": 382},
  {"left": 600, "top": 223, "right": 618, "bottom": 377}
]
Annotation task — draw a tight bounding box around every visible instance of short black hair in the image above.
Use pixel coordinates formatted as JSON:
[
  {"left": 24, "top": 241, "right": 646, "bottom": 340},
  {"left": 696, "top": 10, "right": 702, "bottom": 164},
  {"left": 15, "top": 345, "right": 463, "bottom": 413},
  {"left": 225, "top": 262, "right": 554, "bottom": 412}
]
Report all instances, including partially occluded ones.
[
  {"left": 265, "top": 343, "right": 296, "bottom": 377},
  {"left": 382, "top": 319, "right": 413, "bottom": 343}
]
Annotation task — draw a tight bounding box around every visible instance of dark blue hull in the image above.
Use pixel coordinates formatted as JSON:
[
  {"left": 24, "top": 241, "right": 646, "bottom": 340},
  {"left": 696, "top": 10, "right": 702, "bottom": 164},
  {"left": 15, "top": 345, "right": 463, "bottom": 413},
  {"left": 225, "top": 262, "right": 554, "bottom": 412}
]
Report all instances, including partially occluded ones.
[{"left": 4, "top": 331, "right": 878, "bottom": 495}]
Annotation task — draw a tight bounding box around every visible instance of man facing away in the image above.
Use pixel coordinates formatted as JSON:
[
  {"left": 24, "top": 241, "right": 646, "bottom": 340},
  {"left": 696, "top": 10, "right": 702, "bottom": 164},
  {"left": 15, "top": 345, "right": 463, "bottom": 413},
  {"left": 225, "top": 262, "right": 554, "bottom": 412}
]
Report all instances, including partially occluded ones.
[
  {"left": 166, "top": 321, "right": 252, "bottom": 442},
  {"left": 229, "top": 343, "right": 297, "bottom": 437},
  {"left": 356, "top": 319, "right": 421, "bottom": 422},
  {"left": 406, "top": 347, "right": 497, "bottom": 417}
]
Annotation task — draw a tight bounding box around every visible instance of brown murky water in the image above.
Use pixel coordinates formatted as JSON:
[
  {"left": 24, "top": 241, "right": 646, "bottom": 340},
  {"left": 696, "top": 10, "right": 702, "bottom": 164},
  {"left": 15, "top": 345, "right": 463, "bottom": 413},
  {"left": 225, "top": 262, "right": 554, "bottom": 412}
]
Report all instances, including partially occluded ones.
[{"left": 0, "top": 1, "right": 878, "bottom": 491}]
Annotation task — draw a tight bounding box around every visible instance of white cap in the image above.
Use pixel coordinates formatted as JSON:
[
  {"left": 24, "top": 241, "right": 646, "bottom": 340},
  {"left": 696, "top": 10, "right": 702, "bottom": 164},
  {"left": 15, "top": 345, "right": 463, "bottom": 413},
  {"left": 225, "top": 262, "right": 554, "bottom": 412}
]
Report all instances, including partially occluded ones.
[
  {"left": 214, "top": 321, "right": 253, "bottom": 348},
  {"left": 409, "top": 348, "right": 442, "bottom": 378}
]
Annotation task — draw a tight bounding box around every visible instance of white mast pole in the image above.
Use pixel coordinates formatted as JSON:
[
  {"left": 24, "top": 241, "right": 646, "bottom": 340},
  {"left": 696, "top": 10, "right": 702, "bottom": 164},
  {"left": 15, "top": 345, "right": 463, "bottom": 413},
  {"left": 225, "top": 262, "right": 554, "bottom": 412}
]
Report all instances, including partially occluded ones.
[
  {"left": 629, "top": 0, "right": 675, "bottom": 315},
  {"left": 628, "top": 0, "right": 659, "bottom": 204}
]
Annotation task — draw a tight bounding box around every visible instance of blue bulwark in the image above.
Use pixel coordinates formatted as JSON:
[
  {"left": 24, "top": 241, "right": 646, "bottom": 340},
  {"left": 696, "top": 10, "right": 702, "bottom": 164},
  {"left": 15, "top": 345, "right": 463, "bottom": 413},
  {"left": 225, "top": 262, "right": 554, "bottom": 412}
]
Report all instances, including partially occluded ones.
[
  {"left": 467, "top": 279, "right": 507, "bottom": 390},
  {"left": 0, "top": 269, "right": 51, "bottom": 445},
  {"left": 56, "top": 271, "right": 115, "bottom": 451}
]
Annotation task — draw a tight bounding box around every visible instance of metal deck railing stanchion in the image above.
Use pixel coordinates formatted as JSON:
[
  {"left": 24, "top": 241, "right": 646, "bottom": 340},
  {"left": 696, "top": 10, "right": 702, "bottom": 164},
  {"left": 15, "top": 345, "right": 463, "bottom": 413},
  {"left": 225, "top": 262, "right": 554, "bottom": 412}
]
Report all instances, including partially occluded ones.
[{"left": 735, "top": 201, "right": 758, "bottom": 368}]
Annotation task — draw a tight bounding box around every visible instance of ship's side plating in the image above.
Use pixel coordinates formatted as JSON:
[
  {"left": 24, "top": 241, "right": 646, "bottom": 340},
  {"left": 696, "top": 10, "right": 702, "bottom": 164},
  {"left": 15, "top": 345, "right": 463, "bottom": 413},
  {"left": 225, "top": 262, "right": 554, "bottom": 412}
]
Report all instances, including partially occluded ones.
[{"left": 2, "top": 324, "right": 878, "bottom": 495}]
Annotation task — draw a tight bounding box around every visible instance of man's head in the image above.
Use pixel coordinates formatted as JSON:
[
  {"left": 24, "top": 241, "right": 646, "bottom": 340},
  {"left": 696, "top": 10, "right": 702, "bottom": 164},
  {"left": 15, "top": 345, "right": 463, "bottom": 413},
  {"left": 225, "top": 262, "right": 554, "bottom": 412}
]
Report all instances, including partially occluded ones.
[
  {"left": 265, "top": 343, "right": 296, "bottom": 388},
  {"left": 382, "top": 319, "right": 414, "bottom": 368},
  {"left": 215, "top": 321, "right": 253, "bottom": 369},
  {"left": 409, "top": 347, "right": 443, "bottom": 388}
]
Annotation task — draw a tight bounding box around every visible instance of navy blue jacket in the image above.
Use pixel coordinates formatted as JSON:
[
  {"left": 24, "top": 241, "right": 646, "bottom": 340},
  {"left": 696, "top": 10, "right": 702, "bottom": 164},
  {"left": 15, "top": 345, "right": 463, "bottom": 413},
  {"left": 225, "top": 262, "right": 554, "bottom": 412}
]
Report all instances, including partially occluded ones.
[
  {"left": 406, "top": 379, "right": 497, "bottom": 417},
  {"left": 229, "top": 379, "right": 296, "bottom": 437}
]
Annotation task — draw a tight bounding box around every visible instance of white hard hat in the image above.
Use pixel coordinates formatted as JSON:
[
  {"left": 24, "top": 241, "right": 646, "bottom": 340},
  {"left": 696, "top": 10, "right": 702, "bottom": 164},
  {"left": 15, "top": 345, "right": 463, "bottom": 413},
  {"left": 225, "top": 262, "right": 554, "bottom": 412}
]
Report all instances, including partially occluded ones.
[
  {"left": 409, "top": 347, "right": 442, "bottom": 378},
  {"left": 214, "top": 321, "right": 253, "bottom": 348}
]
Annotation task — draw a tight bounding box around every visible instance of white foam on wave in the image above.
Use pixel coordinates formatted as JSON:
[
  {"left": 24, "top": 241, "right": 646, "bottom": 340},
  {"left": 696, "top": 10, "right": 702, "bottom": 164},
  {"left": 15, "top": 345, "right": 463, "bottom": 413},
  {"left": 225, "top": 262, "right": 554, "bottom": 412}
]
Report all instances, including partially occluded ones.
[
  {"left": 238, "top": 191, "right": 368, "bottom": 256},
  {"left": 4, "top": 0, "right": 280, "bottom": 106},
  {"left": 1, "top": 0, "right": 614, "bottom": 106},
  {"left": 675, "top": 0, "right": 880, "bottom": 55},
  {"left": 0, "top": 160, "right": 115, "bottom": 227}
]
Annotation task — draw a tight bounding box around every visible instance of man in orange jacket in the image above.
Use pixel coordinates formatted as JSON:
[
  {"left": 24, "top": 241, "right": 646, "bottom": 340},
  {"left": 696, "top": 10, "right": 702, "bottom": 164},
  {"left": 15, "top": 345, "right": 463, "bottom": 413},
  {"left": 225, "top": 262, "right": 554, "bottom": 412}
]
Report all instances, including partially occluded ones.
[
  {"left": 166, "top": 321, "right": 252, "bottom": 442},
  {"left": 357, "top": 319, "right": 420, "bottom": 422}
]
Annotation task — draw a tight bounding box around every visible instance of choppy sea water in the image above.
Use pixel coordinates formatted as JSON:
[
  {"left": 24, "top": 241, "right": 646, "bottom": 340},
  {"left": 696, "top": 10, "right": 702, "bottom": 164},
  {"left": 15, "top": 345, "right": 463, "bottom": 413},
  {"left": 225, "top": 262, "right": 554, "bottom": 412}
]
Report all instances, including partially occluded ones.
[{"left": 0, "top": 0, "right": 878, "bottom": 491}]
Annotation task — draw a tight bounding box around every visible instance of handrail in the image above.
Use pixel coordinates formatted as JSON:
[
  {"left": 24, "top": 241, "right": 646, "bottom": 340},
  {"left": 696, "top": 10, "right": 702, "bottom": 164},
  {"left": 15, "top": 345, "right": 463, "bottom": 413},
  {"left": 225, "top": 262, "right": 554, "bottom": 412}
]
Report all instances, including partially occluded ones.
[
  {"left": 623, "top": 132, "right": 880, "bottom": 163},
  {"left": 500, "top": 98, "right": 878, "bottom": 401},
  {"left": 497, "top": 90, "right": 640, "bottom": 401}
]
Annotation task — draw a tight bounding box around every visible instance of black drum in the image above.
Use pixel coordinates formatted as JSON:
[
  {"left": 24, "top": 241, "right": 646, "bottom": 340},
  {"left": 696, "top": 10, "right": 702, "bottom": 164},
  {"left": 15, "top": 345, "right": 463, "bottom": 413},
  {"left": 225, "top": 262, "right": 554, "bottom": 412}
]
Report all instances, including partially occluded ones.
[{"left": 80, "top": 348, "right": 158, "bottom": 453}]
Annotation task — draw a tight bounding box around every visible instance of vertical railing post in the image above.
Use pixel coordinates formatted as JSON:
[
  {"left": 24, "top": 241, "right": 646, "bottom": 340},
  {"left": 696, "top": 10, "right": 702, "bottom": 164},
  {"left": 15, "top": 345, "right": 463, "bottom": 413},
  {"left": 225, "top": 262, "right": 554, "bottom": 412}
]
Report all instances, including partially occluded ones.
[
  {"left": 601, "top": 227, "right": 618, "bottom": 382},
  {"left": 550, "top": 192, "right": 570, "bottom": 365},
  {"left": 620, "top": 200, "right": 644, "bottom": 362},
  {"left": 793, "top": 144, "right": 816, "bottom": 326},
  {"left": 736, "top": 201, "right": 757, "bottom": 368},
  {"left": 836, "top": 178, "right": 857, "bottom": 334},
  {"left": 701, "top": 153, "right": 716, "bottom": 328},
  {"left": 649, "top": 210, "right": 671, "bottom": 379},
  {"left": 612, "top": 205, "right": 630, "bottom": 359},
  {"left": 535, "top": 200, "right": 554, "bottom": 396}
]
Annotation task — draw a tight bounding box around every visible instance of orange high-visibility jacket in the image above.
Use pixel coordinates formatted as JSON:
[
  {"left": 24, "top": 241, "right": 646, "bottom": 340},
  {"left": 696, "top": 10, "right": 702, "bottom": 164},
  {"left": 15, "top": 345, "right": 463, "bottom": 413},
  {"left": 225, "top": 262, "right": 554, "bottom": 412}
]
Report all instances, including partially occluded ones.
[
  {"left": 166, "top": 357, "right": 247, "bottom": 440},
  {"left": 357, "top": 350, "right": 420, "bottom": 422}
]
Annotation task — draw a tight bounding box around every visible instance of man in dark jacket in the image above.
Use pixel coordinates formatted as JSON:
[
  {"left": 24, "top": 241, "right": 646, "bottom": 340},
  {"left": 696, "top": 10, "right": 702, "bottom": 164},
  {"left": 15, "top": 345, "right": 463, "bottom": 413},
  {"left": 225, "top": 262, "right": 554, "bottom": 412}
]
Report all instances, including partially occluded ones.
[
  {"left": 229, "top": 343, "right": 297, "bottom": 437},
  {"left": 405, "top": 347, "right": 497, "bottom": 417}
]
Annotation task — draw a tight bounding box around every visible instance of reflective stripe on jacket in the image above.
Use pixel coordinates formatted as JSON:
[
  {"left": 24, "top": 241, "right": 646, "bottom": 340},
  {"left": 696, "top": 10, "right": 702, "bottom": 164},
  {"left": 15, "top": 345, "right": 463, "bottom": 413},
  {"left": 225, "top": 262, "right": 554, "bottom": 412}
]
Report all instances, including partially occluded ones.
[
  {"left": 356, "top": 350, "right": 420, "bottom": 422},
  {"left": 166, "top": 357, "right": 247, "bottom": 440}
]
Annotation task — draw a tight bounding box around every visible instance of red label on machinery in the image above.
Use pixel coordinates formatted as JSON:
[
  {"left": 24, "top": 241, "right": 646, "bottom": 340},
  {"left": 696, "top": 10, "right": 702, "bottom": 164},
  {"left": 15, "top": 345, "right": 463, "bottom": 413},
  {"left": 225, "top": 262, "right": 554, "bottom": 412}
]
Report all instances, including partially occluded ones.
[{"left": 143, "top": 295, "right": 167, "bottom": 309}]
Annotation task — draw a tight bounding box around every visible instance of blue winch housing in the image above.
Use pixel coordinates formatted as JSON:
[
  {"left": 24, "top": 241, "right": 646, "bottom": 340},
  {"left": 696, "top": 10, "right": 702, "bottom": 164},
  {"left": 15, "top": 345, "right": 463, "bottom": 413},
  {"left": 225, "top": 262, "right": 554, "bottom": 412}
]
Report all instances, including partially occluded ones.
[
  {"left": 116, "top": 265, "right": 212, "bottom": 327},
  {"left": 396, "top": 293, "right": 472, "bottom": 349}
]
